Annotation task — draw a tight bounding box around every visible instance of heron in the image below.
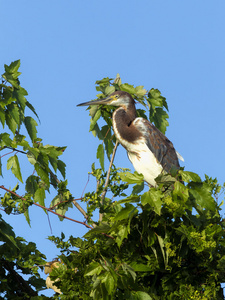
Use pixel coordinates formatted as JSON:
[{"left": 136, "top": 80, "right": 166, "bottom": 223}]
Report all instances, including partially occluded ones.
[{"left": 77, "top": 91, "right": 183, "bottom": 186}]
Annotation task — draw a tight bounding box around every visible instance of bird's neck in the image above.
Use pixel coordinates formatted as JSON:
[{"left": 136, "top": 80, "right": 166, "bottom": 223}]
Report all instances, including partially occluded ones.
[
  {"left": 112, "top": 104, "right": 140, "bottom": 149},
  {"left": 113, "top": 104, "right": 136, "bottom": 126}
]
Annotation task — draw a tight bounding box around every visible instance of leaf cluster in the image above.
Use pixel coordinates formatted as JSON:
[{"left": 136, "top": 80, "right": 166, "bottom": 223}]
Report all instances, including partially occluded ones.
[
  {"left": 48, "top": 170, "right": 225, "bottom": 299},
  {"left": 0, "top": 60, "right": 69, "bottom": 224},
  {"left": 0, "top": 213, "right": 46, "bottom": 299},
  {"left": 1, "top": 63, "right": 225, "bottom": 299}
]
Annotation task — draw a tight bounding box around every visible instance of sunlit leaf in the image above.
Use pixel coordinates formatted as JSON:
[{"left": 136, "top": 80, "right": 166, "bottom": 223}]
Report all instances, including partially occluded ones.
[
  {"left": 114, "top": 204, "right": 137, "bottom": 221},
  {"left": 34, "top": 187, "right": 46, "bottom": 207},
  {"left": 85, "top": 262, "right": 103, "bottom": 276},
  {"left": 141, "top": 189, "right": 162, "bottom": 215},
  {"left": 7, "top": 155, "right": 23, "bottom": 183},
  {"left": 119, "top": 171, "right": 144, "bottom": 184},
  {"left": 179, "top": 170, "right": 201, "bottom": 183}
]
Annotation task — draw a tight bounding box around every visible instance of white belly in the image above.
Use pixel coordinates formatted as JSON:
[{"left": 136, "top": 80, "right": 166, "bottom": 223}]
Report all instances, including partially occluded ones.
[{"left": 127, "top": 143, "right": 163, "bottom": 186}]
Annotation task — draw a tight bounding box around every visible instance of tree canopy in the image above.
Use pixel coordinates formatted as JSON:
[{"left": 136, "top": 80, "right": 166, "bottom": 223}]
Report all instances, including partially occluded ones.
[{"left": 0, "top": 60, "right": 225, "bottom": 299}]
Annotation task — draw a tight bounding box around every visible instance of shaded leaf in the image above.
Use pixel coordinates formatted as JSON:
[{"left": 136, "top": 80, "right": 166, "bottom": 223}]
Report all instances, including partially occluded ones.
[
  {"left": 97, "top": 144, "right": 104, "bottom": 171},
  {"left": 25, "top": 175, "right": 39, "bottom": 194},
  {"left": 24, "top": 116, "right": 38, "bottom": 141},
  {"left": 189, "top": 182, "right": 216, "bottom": 211},
  {"left": 57, "top": 160, "right": 66, "bottom": 179}
]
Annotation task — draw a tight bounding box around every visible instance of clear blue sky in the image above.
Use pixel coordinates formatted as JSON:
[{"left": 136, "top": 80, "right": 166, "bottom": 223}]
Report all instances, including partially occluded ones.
[{"left": 1, "top": 1, "right": 225, "bottom": 296}]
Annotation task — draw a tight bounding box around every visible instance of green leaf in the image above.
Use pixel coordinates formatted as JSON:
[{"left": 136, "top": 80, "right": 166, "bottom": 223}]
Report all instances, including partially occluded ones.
[
  {"left": 135, "top": 85, "right": 147, "bottom": 97},
  {"left": 5, "top": 111, "right": 17, "bottom": 134},
  {"left": 141, "top": 189, "right": 162, "bottom": 215},
  {"left": 0, "top": 156, "right": 2, "bottom": 177},
  {"left": 85, "top": 262, "right": 103, "bottom": 276},
  {"left": 84, "top": 223, "right": 111, "bottom": 238},
  {"left": 173, "top": 181, "right": 189, "bottom": 202},
  {"left": 96, "top": 77, "right": 113, "bottom": 86},
  {"left": 0, "top": 133, "right": 12, "bottom": 147},
  {"left": 23, "top": 208, "right": 30, "bottom": 226},
  {"left": 25, "top": 175, "right": 39, "bottom": 194},
  {"left": 34, "top": 187, "right": 46, "bottom": 207},
  {"left": 119, "top": 171, "right": 144, "bottom": 184},
  {"left": 7, "top": 155, "right": 23, "bottom": 183},
  {"left": 132, "top": 182, "right": 144, "bottom": 194},
  {"left": 0, "top": 106, "right": 5, "bottom": 127},
  {"left": 102, "top": 273, "right": 115, "bottom": 295},
  {"left": 179, "top": 170, "right": 201, "bottom": 183},
  {"left": 105, "top": 85, "right": 115, "bottom": 95},
  {"left": 156, "top": 234, "right": 168, "bottom": 268},
  {"left": 150, "top": 107, "right": 169, "bottom": 134},
  {"left": 7, "top": 103, "right": 20, "bottom": 125},
  {"left": 130, "top": 262, "right": 152, "bottom": 272},
  {"left": 34, "top": 164, "right": 49, "bottom": 186},
  {"left": 57, "top": 160, "right": 66, "bottom": 179},
  {"left": 189, "top": 182, "right": 216, "bottom": 211},
  {"left": 114, "top": 204, "right": 137, "bottom": 221},
  {"left": 27, "top": 149, "right": 39, "bottom": 165},
  {"left": 24, "top": 116, "right": 38, "bottom": 142},
  {"left": 135, "top": 291, "right": 153, "bottom": 300},
  {"left": 26, "top": 100, "right": 40, "bottom": 122},
  {"left": 115, "top": 225, "right": 129, "bottom": 247},
  {"left": 0, "top": 221, "right": 19, "bottom": 249},
  {"left": 148, "top": 88, "right": 168, "bottom": 111},
  {"left": 116, "top": 195, "right": 140, "bottom": 204},
  {"left": 90, "top": 109, "right": 101, "bottom": 131},
  {"left": 4, "top": 60, "right": 21, "bottom": 74},
  {"left": 97, "top": 144, "right": 104, "bottom": 171},
  {"left": 13, "top": 87, "right": 27, "bottom": 111},
  {"left": 120, "top": 83, "right": 136, "bottom": 95},
  {"left": 3, "top": 60, "right": 21, "bottom": 87}
]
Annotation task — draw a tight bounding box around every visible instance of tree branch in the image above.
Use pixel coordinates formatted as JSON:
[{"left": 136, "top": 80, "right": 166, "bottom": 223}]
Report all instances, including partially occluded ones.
[
  {"left": 1, "top": 259, "right": 38, "bottom": 297},
  {"left": 0, "top": 185, "right": 114, "bottom": 238},
  {"left": 0, "top": 185, "right": 93, "bottom": 230},
  {"left": 1, "top": 146, "right": 92, "bottom": 224},
  {"left": 99, "top": 140, "right": 119, "bottom": 221}
]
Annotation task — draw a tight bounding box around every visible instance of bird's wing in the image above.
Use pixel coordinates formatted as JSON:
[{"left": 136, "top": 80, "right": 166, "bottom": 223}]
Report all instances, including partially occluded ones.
[{"left": 134, "top": 118, "right": 180, "bottom": 172}]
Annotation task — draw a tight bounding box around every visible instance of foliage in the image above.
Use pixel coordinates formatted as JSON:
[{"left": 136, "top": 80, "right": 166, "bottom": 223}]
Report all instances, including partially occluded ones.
[{"left": 0, "top": 62, "right": 225, "bottom": 299}]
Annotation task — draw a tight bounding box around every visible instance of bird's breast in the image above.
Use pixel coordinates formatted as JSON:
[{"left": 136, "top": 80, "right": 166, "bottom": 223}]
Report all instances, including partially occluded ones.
[{"left": 127, "top": 141, "right": 163, "bottom": 186}]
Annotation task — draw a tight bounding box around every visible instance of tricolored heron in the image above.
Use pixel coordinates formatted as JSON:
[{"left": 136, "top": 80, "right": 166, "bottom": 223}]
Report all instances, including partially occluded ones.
[{"left": 77, "top": 91, "right": 183, "bottom": 186}]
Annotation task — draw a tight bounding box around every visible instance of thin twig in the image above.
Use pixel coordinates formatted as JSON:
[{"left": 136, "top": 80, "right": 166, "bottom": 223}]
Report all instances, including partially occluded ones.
[
  {"left": 0, "top": 185, "right": 113, "bottom": 238},
  {"left": 0, "top": 185, "right": 93, "bottom": 229},
  {"left": 2, "top": 146, "right": 27, "bottom": 155},
  {"left": 1, "top": 145, "right": 92, "bottom": 223},
  {"left": 99, "top": 140, "right": 119, "bottom": 221},
  {"left": 48, "top": 169, "right": 90, "bottom": 221}
]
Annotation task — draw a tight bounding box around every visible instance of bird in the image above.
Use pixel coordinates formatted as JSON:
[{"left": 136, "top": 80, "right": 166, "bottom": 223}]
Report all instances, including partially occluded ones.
[{"left": 77, "top": 91, "right": 183, "bottom": 186}]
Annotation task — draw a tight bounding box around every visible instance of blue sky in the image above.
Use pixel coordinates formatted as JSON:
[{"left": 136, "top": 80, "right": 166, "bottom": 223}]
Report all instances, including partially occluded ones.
[{"left": 1, "top": 0, "right": 225, "bottom": 296}]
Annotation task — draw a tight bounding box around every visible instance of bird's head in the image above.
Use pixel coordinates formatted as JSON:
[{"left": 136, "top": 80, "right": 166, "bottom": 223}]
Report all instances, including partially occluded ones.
[{"left": 77, "top": 91, "right": 134, "bottom": 108}]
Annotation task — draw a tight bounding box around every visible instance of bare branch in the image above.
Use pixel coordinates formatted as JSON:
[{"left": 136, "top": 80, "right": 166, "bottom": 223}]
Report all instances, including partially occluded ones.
[
  {"left": 1, "top": 145, "right": 90, "bottom": 222},
  {"left": 0, "top": 185, "right": 115, "bottom": 238},
  {"left": 0, "top": 185, "right": 93, "bottom": 230},
  {"left": 99, "top": 140, "right": 119, "bottom": 221}
]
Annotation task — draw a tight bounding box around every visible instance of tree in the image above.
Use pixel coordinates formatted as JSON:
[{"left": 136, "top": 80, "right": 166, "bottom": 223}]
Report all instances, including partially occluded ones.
[{"left": 0, "top": 60, "right": 225, "bottom": 299}]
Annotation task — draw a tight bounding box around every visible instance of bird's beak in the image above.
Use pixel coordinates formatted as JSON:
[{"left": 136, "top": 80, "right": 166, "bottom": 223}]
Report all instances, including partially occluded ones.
[{"left": 77, "top": 95, "right": 114, "bottom": 107}]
